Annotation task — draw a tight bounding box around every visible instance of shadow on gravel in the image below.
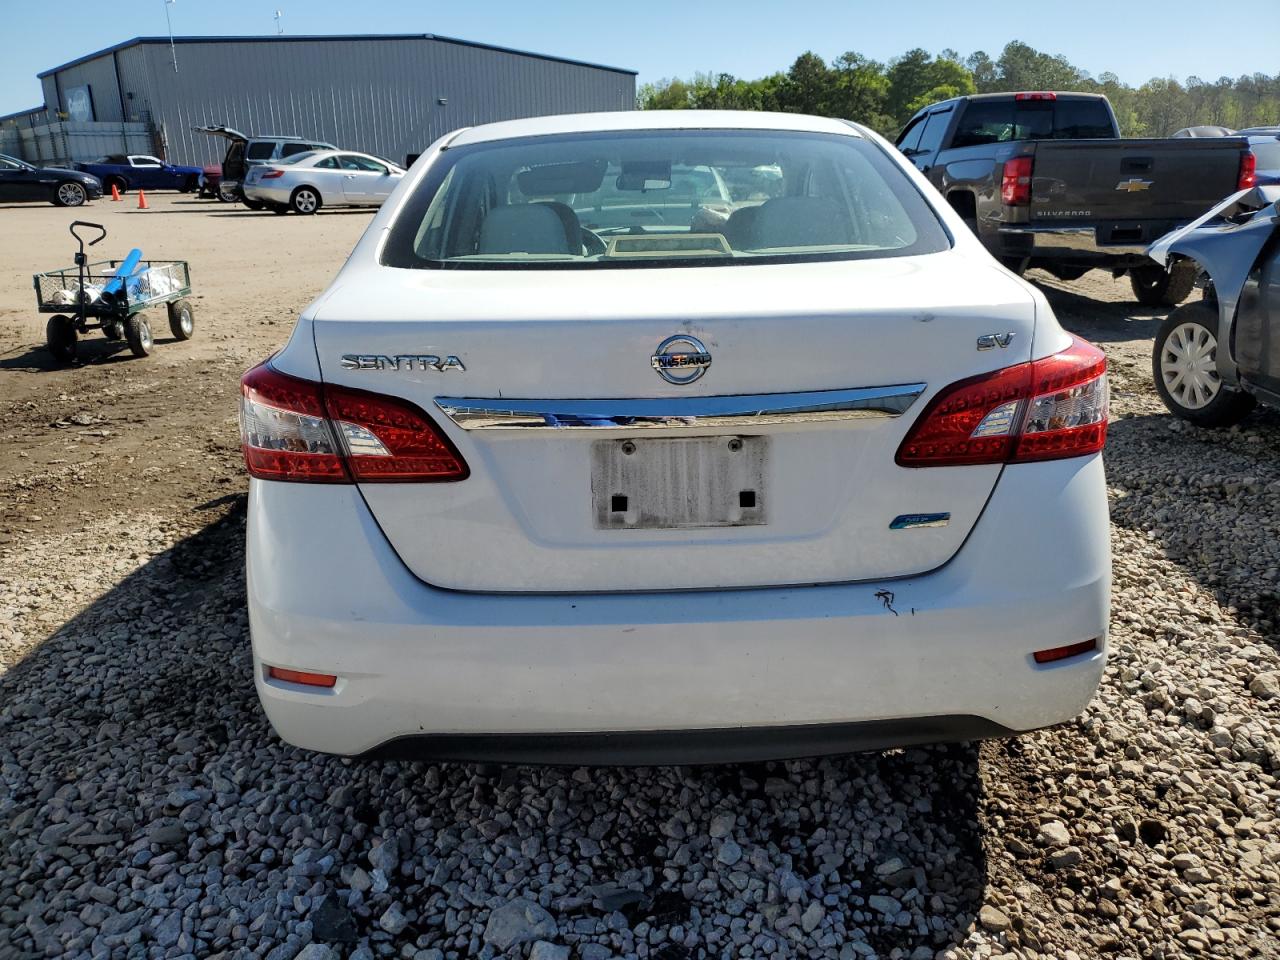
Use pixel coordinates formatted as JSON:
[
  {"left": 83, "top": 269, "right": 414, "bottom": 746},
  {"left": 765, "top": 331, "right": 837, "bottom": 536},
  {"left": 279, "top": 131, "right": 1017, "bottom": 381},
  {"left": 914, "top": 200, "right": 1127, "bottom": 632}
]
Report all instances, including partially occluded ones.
[
  {"left": 1107, "top": 410, "right": 1280, "bottom": 644},
  {"left": 0, "top": 494, "right": 989, "bottom": 957}
]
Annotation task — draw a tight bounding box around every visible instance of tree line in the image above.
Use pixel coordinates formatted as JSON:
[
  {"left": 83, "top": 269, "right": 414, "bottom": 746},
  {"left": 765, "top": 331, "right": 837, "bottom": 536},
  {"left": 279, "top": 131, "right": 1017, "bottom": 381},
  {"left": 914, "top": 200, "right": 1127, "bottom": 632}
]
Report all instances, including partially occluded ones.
[{"left": 637, "top": 41, "right": 1280, "bottom": 139}]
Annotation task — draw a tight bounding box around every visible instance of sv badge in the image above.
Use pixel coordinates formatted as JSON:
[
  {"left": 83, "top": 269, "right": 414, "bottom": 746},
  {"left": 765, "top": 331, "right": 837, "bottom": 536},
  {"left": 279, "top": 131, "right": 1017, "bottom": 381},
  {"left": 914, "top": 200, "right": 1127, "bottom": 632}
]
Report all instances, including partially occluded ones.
[{"left": 976, "top": 332, "right": 1015, "bottom": 351}]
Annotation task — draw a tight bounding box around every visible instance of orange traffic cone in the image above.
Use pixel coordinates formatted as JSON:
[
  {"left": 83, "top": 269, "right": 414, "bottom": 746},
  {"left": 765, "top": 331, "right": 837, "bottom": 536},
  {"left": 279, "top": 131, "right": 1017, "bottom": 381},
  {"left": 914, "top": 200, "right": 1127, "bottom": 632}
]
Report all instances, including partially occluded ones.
[
  {"left": 137, "top": 190, "right": 149, "bottom": 210},
  {"left": 110, "top": 183, "right": 121, "bottom": 201}
]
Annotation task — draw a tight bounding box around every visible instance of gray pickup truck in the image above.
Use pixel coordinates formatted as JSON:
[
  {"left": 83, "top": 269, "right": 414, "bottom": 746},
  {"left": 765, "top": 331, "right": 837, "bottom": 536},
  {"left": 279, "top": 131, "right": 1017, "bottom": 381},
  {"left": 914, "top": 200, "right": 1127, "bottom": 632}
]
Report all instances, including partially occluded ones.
[{"left": 896, "top": 92, "right": 1256, "bottom": 304}]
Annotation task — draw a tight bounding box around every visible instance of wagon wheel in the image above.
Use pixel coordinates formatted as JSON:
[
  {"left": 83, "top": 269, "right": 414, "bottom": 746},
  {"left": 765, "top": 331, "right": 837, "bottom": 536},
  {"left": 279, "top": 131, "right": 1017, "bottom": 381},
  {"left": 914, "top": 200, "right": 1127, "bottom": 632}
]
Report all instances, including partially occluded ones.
[
  {"left": 124, "top": 315, "right": 154, "bottom": 358},
  {"left": 167, "top": 299, "right": 195, "bottom": 340},
  {"left": 46, "top": 315, "right": 78, "bottom": 364}
]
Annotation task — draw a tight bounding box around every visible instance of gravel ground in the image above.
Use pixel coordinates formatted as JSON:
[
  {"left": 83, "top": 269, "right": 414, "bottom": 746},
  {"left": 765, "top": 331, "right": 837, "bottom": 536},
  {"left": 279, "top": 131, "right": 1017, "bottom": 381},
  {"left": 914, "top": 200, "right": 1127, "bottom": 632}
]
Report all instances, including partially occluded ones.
[{"left": 1, "top": 197, "right": 1279, "bottom": 960}]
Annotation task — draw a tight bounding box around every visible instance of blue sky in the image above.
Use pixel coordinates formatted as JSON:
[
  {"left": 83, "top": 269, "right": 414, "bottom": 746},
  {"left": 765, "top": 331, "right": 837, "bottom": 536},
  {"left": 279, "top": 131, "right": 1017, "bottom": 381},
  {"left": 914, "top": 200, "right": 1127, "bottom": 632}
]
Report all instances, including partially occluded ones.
[{"left": 3, "top": 0, "right": 1274, "bottom": 116}]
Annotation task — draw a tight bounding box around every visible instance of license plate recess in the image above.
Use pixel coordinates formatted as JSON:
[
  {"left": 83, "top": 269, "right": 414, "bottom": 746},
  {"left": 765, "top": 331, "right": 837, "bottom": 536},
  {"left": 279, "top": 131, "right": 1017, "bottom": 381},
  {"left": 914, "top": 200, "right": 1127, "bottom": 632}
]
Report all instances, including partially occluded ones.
[{"left": 591, "top": 435, "right": 767, "bottom": 529}]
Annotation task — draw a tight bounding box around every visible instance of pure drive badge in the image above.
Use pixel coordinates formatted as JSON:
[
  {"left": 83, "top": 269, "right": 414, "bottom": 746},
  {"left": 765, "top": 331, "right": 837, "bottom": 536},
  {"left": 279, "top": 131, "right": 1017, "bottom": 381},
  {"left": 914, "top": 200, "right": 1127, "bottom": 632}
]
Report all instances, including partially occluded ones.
[{"left": 340, "top": 354, "right": 466, "bottom": 372}]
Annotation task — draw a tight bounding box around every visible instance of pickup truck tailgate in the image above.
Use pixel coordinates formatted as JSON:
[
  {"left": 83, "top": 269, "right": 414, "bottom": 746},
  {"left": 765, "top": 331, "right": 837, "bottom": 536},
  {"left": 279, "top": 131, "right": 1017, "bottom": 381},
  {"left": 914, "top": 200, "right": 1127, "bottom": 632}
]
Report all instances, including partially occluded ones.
[{"left": 1031, "top": 138, "right": 1244, "bottom": 223}]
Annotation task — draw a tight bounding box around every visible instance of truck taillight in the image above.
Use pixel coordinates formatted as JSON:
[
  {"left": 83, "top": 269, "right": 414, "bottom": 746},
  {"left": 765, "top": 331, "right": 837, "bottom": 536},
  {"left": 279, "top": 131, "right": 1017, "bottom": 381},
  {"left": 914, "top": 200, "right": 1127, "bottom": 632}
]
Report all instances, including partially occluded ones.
[
  {"left": 240, "top": 362, "right": 468, "bottom": 483},
  {"left": 896, "top": 336, "right": 1108, "bottom": 467},
  {"left": 1001, "top": 156, "right": 1034, "bottom": 206},
  {"left": 1238, "top": 151, "right": 1257, "bottom": 191},
  {"left": 1014, "top": 91, "right": 1057, "bottom": 101}
]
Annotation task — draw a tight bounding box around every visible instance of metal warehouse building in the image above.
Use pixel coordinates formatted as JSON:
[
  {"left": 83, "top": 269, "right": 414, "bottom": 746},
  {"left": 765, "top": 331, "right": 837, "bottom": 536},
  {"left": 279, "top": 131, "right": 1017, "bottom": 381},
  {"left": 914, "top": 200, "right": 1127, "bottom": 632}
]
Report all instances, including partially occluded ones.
[{"left": 4, "top": 34, "right": 635, "bottom": 166}]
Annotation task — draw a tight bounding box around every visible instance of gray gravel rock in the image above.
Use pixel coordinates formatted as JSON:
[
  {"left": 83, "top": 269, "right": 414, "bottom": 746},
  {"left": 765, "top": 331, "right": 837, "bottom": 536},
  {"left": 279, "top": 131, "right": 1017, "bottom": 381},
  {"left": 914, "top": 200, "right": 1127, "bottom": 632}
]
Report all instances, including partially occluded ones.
[{"left": 482, "top": 898, "right": 557, "bottom": 950}]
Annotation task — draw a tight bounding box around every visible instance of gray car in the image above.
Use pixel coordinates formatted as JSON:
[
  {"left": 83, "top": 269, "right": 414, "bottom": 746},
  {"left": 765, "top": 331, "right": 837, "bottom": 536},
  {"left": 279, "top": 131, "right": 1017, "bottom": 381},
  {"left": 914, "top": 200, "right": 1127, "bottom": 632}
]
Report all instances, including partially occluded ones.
[{"left": 1147, "top": 185, "right": 1280, "bottom": 425}]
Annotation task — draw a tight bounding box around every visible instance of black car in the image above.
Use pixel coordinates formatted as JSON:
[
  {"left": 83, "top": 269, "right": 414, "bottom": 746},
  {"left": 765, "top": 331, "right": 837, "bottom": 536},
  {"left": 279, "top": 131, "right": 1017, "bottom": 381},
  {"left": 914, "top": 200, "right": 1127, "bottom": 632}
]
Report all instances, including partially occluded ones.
[{"left": 0, "top": 153, "right": 103, "bottom": 206}]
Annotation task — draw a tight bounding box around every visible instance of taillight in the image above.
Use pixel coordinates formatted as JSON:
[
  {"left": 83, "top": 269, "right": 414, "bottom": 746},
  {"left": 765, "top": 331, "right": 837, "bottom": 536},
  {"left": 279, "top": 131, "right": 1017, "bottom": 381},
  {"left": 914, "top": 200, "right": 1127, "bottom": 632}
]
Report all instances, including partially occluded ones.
[
  {"left": 896, "top": 336, "right": 1108, "bottom": 467},
  {"left": 1014, "top": 91, "right": 1057, "bottom": 101},
  {"left": 1238, "top": 151, "right": 1257, "bottom": 191},
  {"left": 239, "top": 361, "right": 468, "bottom": 483},
  {"left": 1001, "top": 156, "right": 1034, "bottom": 206},
  {"left": 261, "top": 168, "right": 285, "bottom": 180}
]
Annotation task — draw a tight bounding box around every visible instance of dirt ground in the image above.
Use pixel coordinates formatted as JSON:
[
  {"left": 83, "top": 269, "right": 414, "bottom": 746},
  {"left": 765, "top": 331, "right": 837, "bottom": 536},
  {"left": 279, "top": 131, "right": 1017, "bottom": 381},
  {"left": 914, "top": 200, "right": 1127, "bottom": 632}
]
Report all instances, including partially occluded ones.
[
  {"left": 2, "top": 191, "right": 1278, "bottom": 960},
  {"left": 0, "top": 193, "right": 373, "bottom": 544}
]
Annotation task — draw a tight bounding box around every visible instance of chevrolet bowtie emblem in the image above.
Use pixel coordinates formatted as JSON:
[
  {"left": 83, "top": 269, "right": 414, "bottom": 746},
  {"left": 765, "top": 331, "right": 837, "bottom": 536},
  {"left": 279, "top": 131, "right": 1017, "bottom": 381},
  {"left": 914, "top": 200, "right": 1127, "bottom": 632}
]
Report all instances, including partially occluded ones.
[{"left": 1115, "top": 178, "right": 1153, "bottom": 192}]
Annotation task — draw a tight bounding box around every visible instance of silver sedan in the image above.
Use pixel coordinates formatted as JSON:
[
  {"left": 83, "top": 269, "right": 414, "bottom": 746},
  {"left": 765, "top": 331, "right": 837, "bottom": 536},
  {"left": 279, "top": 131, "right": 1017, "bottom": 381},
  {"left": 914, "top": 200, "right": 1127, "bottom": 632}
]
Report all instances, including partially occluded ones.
[{"left": 242, "top": 150, "right": 406, "bottom": 214}]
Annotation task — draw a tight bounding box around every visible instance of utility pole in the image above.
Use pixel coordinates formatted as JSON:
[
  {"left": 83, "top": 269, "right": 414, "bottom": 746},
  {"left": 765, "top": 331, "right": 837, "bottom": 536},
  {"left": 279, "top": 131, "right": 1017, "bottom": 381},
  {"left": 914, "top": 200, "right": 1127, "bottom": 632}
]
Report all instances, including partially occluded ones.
[{"left": 164, "top": 0, "right": 178, "bottom": 73}]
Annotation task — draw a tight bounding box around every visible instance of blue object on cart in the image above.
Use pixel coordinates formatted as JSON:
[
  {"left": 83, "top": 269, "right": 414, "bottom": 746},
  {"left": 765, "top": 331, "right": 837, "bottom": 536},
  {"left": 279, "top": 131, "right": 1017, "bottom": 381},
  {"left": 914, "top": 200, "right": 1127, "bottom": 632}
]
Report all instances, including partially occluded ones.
[{"left": 102, "top": 249, "right": 143, "bottom": 296}]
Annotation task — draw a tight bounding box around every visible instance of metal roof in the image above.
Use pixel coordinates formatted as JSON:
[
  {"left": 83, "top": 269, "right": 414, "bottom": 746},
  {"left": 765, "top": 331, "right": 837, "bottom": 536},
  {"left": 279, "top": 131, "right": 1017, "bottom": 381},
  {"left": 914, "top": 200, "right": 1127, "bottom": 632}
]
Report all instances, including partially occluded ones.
[{"left": 37, "top": 33, "right": 636, "bottom": 79}]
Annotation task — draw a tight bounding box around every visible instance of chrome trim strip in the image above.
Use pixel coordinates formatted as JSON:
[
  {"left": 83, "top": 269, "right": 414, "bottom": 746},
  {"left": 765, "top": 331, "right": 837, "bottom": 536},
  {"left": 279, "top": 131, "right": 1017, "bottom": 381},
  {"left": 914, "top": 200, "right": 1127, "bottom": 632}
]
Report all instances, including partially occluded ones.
[{"left": 435, "top": 384, "right": 927, "bottom": 431}]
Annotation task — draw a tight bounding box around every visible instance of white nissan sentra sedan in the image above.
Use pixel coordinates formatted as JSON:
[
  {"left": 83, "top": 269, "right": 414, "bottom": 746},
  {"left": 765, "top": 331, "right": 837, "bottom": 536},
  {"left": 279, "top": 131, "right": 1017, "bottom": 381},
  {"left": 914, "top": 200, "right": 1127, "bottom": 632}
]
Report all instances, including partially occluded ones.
[
  {"left": 242, "top": 149, "right": 405, "bottom": 214},
  {"left": 241, "top": 111, "right": 1111, "bottom": 763}
]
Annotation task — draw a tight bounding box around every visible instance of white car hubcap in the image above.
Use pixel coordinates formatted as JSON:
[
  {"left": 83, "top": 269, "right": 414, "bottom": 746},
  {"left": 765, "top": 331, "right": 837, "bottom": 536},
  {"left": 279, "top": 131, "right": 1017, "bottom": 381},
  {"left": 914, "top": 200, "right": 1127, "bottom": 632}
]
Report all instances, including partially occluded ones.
[
  {"left": 1161, "top": 321, "right": 1220, "bottom": 410},
  {"left": 297, "top": 192, "right": 317, "bottom": 212}
]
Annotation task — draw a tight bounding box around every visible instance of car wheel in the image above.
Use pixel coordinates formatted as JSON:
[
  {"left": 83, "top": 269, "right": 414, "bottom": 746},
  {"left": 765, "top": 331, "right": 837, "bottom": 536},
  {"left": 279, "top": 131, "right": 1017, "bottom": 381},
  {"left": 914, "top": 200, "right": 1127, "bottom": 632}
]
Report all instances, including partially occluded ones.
[
  {"left": 182, "top": 175, "right": 199, "bottom": 193},
  {"left": 243, "top": 199, "right": 265, "bottom": 211},
  {"left": 1152, "top": 302, "right": 1256, "bottom": 427},
  {"left": 54, "top": 181, "right": 88, "bottom": 207},
  {"left": 1130, "top": 261, "right": 1196, "bottom": 306},
  {"left": 270, "top": 203, "right": 289, "bottom": 215},
  {"left": 106, "top": 176, "right": 128, "bottom": 196},
  {"left": 167, "top": 299, "right": 195, "bottom": 340},
  {"left": 291, "top": 187, "right": 321, "bottom": 215},
  {"left": 218, "top": 183, "right": 236, "bottom": 203},
  {"left": 46, "top": 315, "right": 77, "bottom": 364},
  {"left": 124, "top": 316, "right": 154, "bottom": 358}
]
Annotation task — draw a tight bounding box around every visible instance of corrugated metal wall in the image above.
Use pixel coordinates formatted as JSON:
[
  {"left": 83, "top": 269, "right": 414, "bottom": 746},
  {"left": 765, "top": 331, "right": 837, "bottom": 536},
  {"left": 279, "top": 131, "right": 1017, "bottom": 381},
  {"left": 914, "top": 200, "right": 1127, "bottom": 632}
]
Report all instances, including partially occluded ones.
[
  {"left": 70, "top": 36, "right": 636, "bottom": 166},
  {"left": 44, "top": 54, "right": 125, "bottom": 122},
  {"left": 15, "top": 122, "right": 152, "bottom": 166}
]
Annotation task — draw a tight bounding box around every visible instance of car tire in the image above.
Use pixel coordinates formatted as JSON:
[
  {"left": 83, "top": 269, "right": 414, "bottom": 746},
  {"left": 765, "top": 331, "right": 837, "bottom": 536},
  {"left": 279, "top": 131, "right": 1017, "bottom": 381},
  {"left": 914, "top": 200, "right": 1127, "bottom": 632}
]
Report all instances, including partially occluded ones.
[
  {"left": 270, "top": 203, "right": 289, "bottom": 215},
  {"left": 106, "top": 176, "right": 128, "bottom": 196},
  {"left": 46, "top": 315, "right": 77, "bottom": 364},
  {"left": 291, "top": 187, "right": 321, "bottom": 215},
  {"left": 218, "top": 183, "right": 237, "bottom": 203},
  {"left": 167, "top": 299, "right": 195, "bottom": 340},
  {"left": 182, "top": 175, "right": 199, "bottom": 193},
  {"left": 1152, "top": 302, "right": 1256, "bottom": 427},
  {"left": 243, "top": 199, "right": 265, "bottom": 211},
  {"left": 53, "top": 181, "right": 89, "bottom": 207},
  {"left": 123, "top": 316, "right": 154, "bottom": 358},
  {"left": 1130, "top": 261, "right": 1196, "bottom": 306}
]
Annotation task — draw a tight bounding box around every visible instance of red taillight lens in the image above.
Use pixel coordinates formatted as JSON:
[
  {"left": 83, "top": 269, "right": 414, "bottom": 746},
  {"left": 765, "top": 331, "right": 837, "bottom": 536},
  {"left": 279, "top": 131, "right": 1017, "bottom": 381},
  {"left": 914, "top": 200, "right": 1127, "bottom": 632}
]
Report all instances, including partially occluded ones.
[
  {"left": 325, "top": 384, "right": 469, "bottom": 482},
  {"left": 261, "top": 168, "right": 285, "bottom": 179},
  {"left": 896, "top": 336, "right": 1108, "bottom": 467},
  {"left": 239, "top": 361, "right": 468, "bottom": 483},
  {"left": 240, "top": 364, "right": 348, "bottom": 482},
  {"left": 1014, "top": 91, "right": 1057, "bottom": 101},
  {"left": 1001, "top": 156, "right": 1034, "bottom": 206},
  {"left": 1238, "top": 151, "right": 1257, "bottom": 191}
]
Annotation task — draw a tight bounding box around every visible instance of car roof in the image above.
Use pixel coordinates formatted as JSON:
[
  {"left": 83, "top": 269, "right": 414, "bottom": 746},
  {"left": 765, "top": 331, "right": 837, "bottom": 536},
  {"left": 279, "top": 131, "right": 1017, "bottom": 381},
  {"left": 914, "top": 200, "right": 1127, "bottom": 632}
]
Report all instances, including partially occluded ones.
[
  {"left": 299, "top": 149, "right": 393, "bottom": 162},
  {"left": 447, "top": 111, "right": 865, "bottom": 147}
]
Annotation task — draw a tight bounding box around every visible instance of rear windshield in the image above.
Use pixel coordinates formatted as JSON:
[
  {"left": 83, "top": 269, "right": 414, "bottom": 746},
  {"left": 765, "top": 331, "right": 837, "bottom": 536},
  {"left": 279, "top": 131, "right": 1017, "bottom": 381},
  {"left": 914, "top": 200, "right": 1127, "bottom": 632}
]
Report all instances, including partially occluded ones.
[
  {"left": 246, "top": 142, "right": 276, "bottom": 161},
  {"left": 382, "top": 130, "right": 950, "bottom": 269},
  {"left": 950, "top": 98, "right": 1114, "bottom": 148}
]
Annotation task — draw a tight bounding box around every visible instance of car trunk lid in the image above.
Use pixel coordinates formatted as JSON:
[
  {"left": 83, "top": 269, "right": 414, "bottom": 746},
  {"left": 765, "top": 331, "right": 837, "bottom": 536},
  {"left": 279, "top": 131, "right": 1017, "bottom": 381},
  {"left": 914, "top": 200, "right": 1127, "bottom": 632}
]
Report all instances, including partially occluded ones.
[{"left": 311, "top": 254, "right": 1037, "bottom": 592}]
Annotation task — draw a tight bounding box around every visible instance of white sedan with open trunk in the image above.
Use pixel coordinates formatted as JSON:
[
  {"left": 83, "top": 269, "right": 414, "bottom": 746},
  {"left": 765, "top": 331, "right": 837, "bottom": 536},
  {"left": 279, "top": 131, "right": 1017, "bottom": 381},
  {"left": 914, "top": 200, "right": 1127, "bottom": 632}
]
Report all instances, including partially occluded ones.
[{"left": 240, "top": 111, "right": 1111, "bottom": 763}]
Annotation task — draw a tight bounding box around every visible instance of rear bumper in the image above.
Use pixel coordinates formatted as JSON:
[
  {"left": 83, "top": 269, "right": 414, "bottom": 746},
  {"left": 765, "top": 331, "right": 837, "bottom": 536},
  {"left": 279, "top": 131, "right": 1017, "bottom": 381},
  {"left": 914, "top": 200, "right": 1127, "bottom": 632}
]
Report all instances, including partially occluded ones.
[
  {"left": 243, "top": 183, "right": 291, "bottom": 204},
  {"left": 247, "top": 455, "right": 1110, "bottom": 761},
  {"left": 995, "top": 224, "right": 1182, "bottom": 266}
]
